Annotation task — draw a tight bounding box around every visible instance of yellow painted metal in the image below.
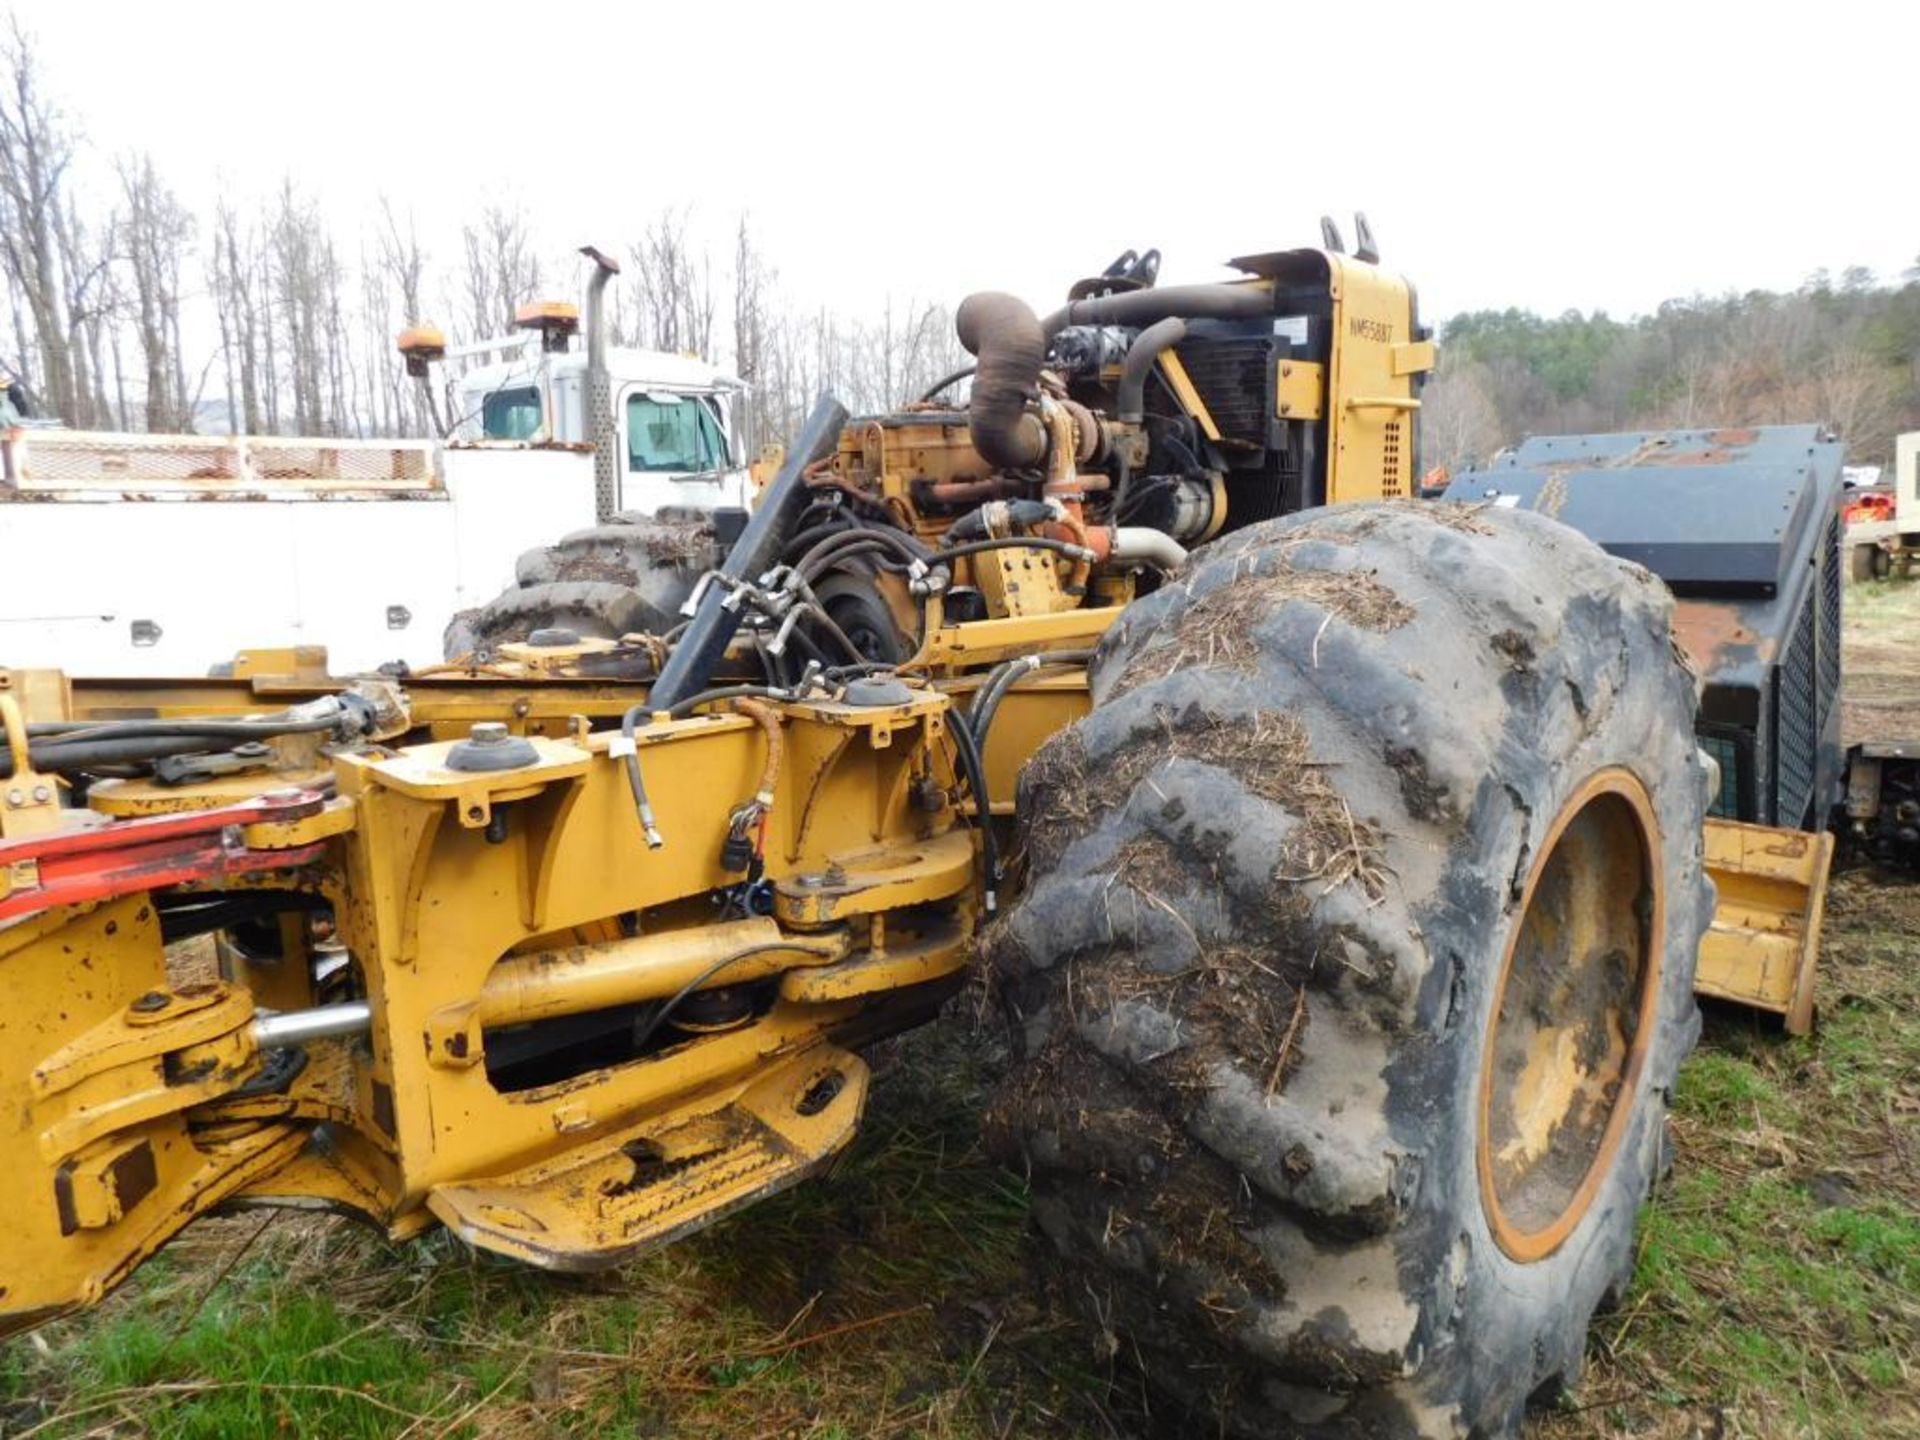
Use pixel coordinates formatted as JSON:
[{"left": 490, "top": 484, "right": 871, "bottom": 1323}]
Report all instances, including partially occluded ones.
[
  {"left": 779, "top": 915, "right": 969, "bottom": 1003},
  {"left": 970, "top": 544, "right": 1079, "bottom": 619},
  {"left": 0, "top": 692, "right": 61, "bottom": 839},
  {"left": 1391, "top": 338, "right": 1437, "bottom": 377},
  {"left": 911, "top": 607, "right": 1119, "bottom": 670},
  {"left": 1697, "top": 816, "right": 1832, "bottom": 1035},
  {"left": 0, "top": 679, "right": 975, "bottom": 1334},
  {"left": 473, "top": 920, "right": 848, "bottom": 1030},
  {"left": 426, "top": 1042, "right": 869, "bottom": 1270},
  {"left": 87, "top": 769, "right": 338, "bottom": 816},
  {"left": 1323, "top": 255, "right": 1425, "bottom": 502},
  {"left": 0, "top": 894, "right": 305, "bottom": 1328},
  {"left": 1156, "top": 349, "right": 1223, "bottom": 443},
  {"left": 1275, "top": 361, "right": 1327, "bottom": 422},
  {"left": 772, "top": 829, "right": 975, "bottom": 926}
]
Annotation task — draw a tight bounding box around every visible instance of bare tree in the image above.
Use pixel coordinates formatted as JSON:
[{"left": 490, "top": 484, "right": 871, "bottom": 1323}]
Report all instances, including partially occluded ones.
[
  {"left": 732, "top": 217, "right": 779, "bottom": 444},
  {"left": 629, "top": 210, "right": 713, "bottom": 356},
  {"left": 61, "top": 193, "right": 120, "bottom": 428},
  {"left": 375, "top": 198, "right": 433, "bottom": 434},
  {"left": 460, "top": 204, "right": 541, "bottom": 342},
  {"left": 118, "top": 153, "right": 193, "bottom": 430},
  {"left": 1421, "top": 356, "right": 1505, "bottom": 473},
  {"left": 211, "top": 199, "right": 266, "bottom": 433},
  {"left": 265, "top": 180, "right": 347, "bottom": 434},
  {"left": 0, "top": 19, "right": 79, "bottom": 421},
  {"left": 1811, "top": 346, "right": 1900, "bottom": 460}
]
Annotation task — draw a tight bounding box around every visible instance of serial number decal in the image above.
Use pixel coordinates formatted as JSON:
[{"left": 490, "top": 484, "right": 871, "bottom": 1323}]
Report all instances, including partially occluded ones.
[{"left": 1348, "top": 317, "right": 1393, "bottom": 343}]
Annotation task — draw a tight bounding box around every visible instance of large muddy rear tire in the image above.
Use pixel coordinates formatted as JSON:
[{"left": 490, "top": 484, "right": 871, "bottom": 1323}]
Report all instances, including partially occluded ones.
[{"left": 985, "top": 502, "right": 1711, "bottom": 1437}]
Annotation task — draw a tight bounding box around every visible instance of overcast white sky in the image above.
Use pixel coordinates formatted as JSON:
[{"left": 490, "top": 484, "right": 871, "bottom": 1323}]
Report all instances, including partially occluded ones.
[{"left": 22, "top": 0, "right": 1920, "bottom": 327}]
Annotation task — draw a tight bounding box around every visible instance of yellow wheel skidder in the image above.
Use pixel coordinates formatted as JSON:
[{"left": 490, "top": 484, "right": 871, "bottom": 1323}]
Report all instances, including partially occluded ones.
[{"left": 0, "top": 231, "right": 1844, "bottom": 1436}]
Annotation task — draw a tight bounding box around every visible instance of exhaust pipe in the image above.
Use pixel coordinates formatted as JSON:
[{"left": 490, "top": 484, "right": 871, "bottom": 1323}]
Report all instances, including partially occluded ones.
[
  {"left": 580, "top": 245, "right": 622, "bottom": 522},
  {"left": 955, "top": 293, "right": 1048, "bottom": 470}
]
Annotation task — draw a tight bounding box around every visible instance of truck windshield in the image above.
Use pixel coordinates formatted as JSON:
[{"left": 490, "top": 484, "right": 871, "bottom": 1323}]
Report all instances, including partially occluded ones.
[
  {"left": 627, "top": 394, "right": 729, "bottom": 473},
  {"left": 481, "top": 386, "right": 542, "bottom": 440}
]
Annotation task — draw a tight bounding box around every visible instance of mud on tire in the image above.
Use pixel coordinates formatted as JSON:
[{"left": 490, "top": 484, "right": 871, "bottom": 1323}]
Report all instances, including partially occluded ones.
[
  {"left": 984, "top": 502, "right": 1712, "bottom": 1437},
  {"left": 443, "top": 513, "right": 710, "bottom": 659}
]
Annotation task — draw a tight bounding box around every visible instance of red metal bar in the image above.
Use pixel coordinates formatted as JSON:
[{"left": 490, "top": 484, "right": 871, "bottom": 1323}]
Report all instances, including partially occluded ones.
[{"left": 0, "top": 789, "right": 328, "bottom": 923}]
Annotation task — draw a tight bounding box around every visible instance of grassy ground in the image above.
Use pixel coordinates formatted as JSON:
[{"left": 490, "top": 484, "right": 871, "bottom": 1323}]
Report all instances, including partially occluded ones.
[{"left": 7, "top": 590, "right": 1920, "bottom": 1438}]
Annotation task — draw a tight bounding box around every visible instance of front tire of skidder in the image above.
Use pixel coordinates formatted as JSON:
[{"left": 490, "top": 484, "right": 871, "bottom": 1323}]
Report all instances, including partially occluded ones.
[{"left": 985, "top": 502, "right": 1712, "bottom": 1438}]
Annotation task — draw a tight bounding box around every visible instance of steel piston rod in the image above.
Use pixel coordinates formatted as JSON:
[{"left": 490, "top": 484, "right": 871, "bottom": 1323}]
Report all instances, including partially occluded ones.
[{"left": 247, "top": 918, "right": 850, "bottom": 1050}]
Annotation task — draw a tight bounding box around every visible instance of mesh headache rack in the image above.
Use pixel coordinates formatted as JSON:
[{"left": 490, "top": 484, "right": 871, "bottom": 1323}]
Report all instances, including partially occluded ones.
[{"left": 0, "top": 429, "right": 441, "bottom": 498}]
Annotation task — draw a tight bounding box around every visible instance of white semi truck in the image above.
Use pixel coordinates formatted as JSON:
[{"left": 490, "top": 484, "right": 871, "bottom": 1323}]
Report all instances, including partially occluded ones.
[
  {"left": 1846, "top": 431, "right": 1920, "bottom": 581},
  {"left": 0, "top": 249, "right": 747, "bottom": 676}
]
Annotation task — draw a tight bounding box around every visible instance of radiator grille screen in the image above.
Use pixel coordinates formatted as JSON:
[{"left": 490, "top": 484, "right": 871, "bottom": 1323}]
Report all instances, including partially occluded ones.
[
  {"left": 1775, "top": 590, "right": 1819, "bottom": 827},
  {"left": 1819, "top": 510, "right": 1841, "bottom": 726},
  {"left": 1174, "top": 338, "right": 1272, "bottom": 446}
]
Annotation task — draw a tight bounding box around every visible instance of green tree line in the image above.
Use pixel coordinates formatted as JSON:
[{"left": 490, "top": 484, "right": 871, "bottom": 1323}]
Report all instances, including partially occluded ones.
[{"left": 1423, "top": 262, "right": 1920, "bottom": 475}]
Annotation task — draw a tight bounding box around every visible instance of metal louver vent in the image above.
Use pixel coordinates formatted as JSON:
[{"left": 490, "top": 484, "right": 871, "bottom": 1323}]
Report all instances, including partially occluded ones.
[
  {"left": 1819, "top": 511, "right": 1841, "bottom": 725},
  {"left": 1382, "top": 421, "right": 1404, "bottom": 498},
  {"left": 1775, "top": 590, "right": 1819, "bottom": 827}
]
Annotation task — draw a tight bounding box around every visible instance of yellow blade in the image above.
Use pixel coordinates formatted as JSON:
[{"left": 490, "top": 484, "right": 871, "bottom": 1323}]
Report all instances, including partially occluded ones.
[{"left": 1696, "top": 816, "right": 1833, "bottom": 1035}]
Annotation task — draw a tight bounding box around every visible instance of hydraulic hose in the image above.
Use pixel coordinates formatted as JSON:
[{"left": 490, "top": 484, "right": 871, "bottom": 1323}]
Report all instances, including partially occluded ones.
[
  {"left": 917, "top": 365, "right": 976, "bottom": 403},
  {"left": 3, "top": 734, "right": 255, "bottom": 777},
  {"left": 933, "top": 536, "right": 1092, "bottom": 566},
  {"left": 945, "top": 706, "right": 999, "bottom": 916},
  {"left": 793, "top": 525, "right": 929, "bottom": 581},
  {"left": 28, "top": 716, "right": 340, "bottom": 743},
  {"left": 631, "top": 939, "right": 844, "bottom": 1055},
  {"left": 615, "top": 685, "right": 802, "bottom": 850},
  {"left": 731, "top": 699, "right": 783, "bottom": 805},
  {"left": 968, "top": 651, "right": 1096, "bottom": 769},
  {"left": 649, "top": 394, "right": 849, "bottom": 712}
]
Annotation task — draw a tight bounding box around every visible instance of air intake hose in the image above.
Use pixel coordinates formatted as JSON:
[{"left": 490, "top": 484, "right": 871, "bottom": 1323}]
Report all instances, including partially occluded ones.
[
  {"left": 1040, "top": 282, "right": 1272, "bottom": 336},
  {"left": 955, "top": 292, "right": 1047, "bottom": 471},
  {"left": 1117, "top": 317, "right": 1187, "bottom": 423}
]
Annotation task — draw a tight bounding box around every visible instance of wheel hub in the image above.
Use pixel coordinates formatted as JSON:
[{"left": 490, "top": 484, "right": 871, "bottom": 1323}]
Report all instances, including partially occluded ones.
[{"left": 1478, "top": 770, "right": 1664, "bottom": 1262}]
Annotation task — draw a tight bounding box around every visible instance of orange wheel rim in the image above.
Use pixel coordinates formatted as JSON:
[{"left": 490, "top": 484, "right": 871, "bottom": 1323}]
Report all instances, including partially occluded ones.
[{"left": 1476, "top": 768, "right": 1664, "bottom": 1263}]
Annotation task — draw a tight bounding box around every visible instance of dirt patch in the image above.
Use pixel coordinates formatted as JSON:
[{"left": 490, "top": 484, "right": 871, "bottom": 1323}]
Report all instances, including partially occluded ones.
[
  {"left": 1020, "top": 705, "right": 1389, "bottom": 904},
  {"left": 983, "top": 1029, "right": 1275, "bottom": 1304},
  {"left": 550, "top": 519, "right": 711, "bottom": 585},
  {"left": 553, "top": 552, "right": 642, "bottom": 587},
  {"left": 1165, "top": 564, "right": 1413, "bottom": 676},
  {"left": 1422, "top": 501, "right": 1497, "bottom": 535},
  {"left": 1843, "top": 579, "right": 1920, "bottom": 746}
]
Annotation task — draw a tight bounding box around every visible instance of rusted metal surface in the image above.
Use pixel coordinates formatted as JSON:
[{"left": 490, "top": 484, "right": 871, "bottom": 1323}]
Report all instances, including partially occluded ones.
[
  {"left": 1670, "top": 596, "right": 1775, "bottom": 674},
  {"left": 1, "top": 431, "right": 442, "bottom": 502}
]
